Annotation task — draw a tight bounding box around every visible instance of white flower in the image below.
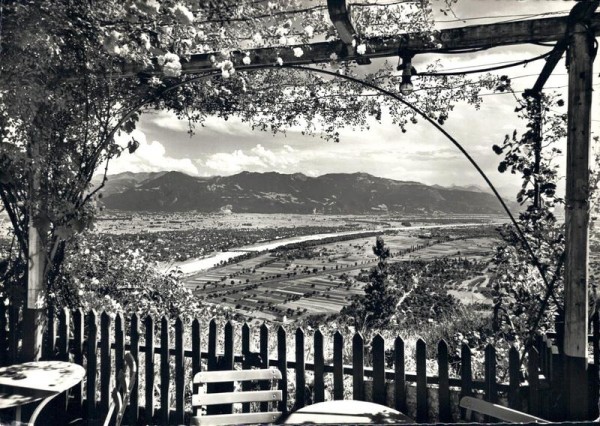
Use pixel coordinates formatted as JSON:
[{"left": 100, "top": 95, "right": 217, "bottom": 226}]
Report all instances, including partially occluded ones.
[
  {"left": 119, "top": 44, "right": 130, "bottom": 56},
  {"left": 139, "top": 33, "right": 151, "bottom": 50},
  {"left": 164, "top": 52, "right": 179, "bottom": 63},
  {"left": 216, "top": 60, "right": 235, "bottom": 78},
  {"left": 242, "top": 55, "right": 251, "bottom": 65},
  {"left": 252, "top": 33, "right": 263, "bottom": 44},
  {"left": 160, "top": 53, "right": 182, "bottom": 77},
  {"left": 218, "top": 60, "right": 234, "bottom": 71},
  {"left": 103, "top": 30, "right": 123, "bottom": 55},
  {"left": 148, "top": 76, "right": 162, "bottom": 87},
  {"left": 356, "top": 43, "right": 367, "bottom": 55},
  {"left": 163, "top": 60, "right": 181, "bottom": 77},
  {"left": 330, "top": 52, "right": 338, "bottom": 61},
  {"left": 304, "top": 25, "right": 314, "bottom": 37},
  {"left": 276, "top": 57, "right": 284, "bottom": 66},
  {"left": 209, "top": 55, "right": 216, "bottom": 63},
  {"left": 172, "top": 4, "right": 194, "bottom": 25},
  {"left": 293, "top": 47, "right": 304, "bottom": 58},
  {"left": 275, "top": 26, "right": 289, "bottom": 37}
]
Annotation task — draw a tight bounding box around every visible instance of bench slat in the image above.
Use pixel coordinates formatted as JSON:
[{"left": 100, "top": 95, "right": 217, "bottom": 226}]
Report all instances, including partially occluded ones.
[
  {"left": 460, "top": 396, "right": 550, "bottom": 423},
  {"left": 194, "top": 368, "right": 281, "bottom": 384},
  {"left": 193, "top": 390, "right": 282, "bottom": 406},
  {"left": 191, "top": 411, "right": 282, "bottom": 426}
]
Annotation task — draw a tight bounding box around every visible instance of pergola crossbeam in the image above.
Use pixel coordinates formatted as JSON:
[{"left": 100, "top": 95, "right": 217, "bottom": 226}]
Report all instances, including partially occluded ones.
[
  {"left": 121, "top": 12, "right": 600, "bottom": 77},
  {"left": 530, "top": 1, "right": 599, "bottom": 95}
]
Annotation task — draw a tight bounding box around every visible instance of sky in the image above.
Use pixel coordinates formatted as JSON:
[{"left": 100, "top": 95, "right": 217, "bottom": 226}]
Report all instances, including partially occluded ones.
[{"left": 105, "top": 0, "right": 600, "bottom": 198}]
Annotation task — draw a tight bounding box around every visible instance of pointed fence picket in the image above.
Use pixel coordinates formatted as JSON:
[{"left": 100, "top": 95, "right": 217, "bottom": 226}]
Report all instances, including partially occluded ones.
[
  {"left": 437, "top": 340, "right": 451, "bottom": 422},
  {"left": 395, "top": 336, "right": 406, "bottom": 412},
  {"left": 352, "top": 332, "right": 365, "bottom": 401},
  {"left": 1, "top": 307, "right": 599, "bottom": 424},
  {"left": 416, "top": 338, "right": 427, "bottom": 422},
  {"left": 160, "top": 316, "right": 170, "bottom": 425},
  {"left": 295, "top": 327, "right": 306, "bottom": 409},
  {"left": 144, "top": 315, "right": 155, "bottom": 424},
  {"left": 314, "top": 330, "right": 325, "bottom": 403}
]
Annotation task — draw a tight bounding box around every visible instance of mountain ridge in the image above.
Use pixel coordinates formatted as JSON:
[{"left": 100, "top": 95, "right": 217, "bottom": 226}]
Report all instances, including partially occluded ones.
[{"left": 97, "top": 170, "right": 516, "bottom": 214}]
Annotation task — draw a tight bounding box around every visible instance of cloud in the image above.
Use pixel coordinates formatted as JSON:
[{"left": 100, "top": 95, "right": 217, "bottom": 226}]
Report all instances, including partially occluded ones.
[
  {"left": 200, "top": 144, "right": 299, "bottom": 174},
  {"left": 105, "top": 129, "right": 199, "bottom": 176}
]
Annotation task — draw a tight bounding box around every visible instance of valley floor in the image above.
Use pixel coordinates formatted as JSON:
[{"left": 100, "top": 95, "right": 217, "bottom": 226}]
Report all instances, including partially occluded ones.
[{"left": 184, "top": 223, "right": 500, "bottom": 323}]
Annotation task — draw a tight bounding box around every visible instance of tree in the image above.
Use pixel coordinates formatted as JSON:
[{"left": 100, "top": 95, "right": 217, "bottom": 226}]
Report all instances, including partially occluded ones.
[{"left": 342, "top": 236, "right": 398, "bottom": 329}]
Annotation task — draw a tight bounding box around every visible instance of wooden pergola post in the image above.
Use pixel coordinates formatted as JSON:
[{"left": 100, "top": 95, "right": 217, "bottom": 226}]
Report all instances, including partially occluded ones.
[
  {"left": 22, "top": 139, "right": 46, "bottom": 362},
  {"left": 564, "top": 21, "right": 596, "bottom": 420},
  {"left": 22, "top": 222, "right": 46, "bottom": 361}
]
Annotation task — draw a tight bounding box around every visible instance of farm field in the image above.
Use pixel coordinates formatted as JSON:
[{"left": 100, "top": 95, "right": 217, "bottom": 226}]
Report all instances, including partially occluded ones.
[
  {"left": 185, "top": 225, "right": 501, "bottom": 323},
  {"left": 402, "top": 237, "right": 497, "bottom": 261}
]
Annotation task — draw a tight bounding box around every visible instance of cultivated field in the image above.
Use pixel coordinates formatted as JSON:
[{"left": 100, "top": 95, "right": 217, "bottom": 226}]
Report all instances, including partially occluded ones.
[{"left": 184, "top": 226, "right": 501, "bottom": 322}]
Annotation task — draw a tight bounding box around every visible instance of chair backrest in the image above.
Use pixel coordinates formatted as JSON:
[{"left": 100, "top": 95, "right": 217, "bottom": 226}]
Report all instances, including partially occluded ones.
[
  {"left": 460, "top": 396, "right": 550, "bottom": 423},
  {"left": 192, "top": 367, "right": 282, "bottom": 426},
  {"left": 104, "top": 353, "right": 137, "bottom": 426}
]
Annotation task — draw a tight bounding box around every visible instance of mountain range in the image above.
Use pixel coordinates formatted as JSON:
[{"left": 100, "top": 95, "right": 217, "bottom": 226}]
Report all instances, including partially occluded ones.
[{"left": 93, "top": 171, "right": 515, "bottom": 214}]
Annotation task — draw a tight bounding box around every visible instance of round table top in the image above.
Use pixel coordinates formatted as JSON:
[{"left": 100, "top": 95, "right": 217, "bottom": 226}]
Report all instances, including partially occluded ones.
[
  {"left": 0, "top": 361, "right": 85, "bottom": 394},
  {"left": 283, "top": 400, "right": 414, "bottom": 424}
]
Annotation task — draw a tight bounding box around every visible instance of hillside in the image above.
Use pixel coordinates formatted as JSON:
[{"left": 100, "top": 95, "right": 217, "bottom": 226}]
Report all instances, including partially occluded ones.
[{"left": 99, "top": 171, "right": 515, "bottom": 214}]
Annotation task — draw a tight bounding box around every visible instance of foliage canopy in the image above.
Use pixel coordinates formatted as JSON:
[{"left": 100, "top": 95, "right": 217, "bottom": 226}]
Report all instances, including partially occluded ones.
[{"left": 1, "top": 0, "right": 497, "bottom": 309}]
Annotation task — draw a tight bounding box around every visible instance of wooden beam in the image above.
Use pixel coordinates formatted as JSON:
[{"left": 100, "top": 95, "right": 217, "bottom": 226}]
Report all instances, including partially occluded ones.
[
  {"left": 327, "top": 0, "right": 371, "bottom": 64},
  {"left": 564, "top": 21, "right": 595, "bottom": 421},
  {"left": 530, "top": 1, "right": 599, "bottom": 94},
  {"left": 327, "top": 0, "right": 356, "bottom": 46},
  {"left": 122, "top": 12, "right": 600, "bottom": 77}
]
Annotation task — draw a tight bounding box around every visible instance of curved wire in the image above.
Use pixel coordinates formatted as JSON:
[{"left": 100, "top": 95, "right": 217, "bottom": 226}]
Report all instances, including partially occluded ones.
[
  {"left": 101, "top": 63, "right": 553, "bottom": 300},
  {"left": 284, "top": 64, "right": 553, "bottom": 298}
]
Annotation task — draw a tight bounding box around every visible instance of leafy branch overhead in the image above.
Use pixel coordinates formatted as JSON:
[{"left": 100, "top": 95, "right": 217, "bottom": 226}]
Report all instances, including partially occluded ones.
[{"left": 0, "top": 0, "right": 494, "bottom": 305}]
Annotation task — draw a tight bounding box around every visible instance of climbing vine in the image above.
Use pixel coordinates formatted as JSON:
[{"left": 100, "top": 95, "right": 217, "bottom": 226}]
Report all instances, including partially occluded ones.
[{"left": 492, "top": 89, "right": 568, "bottom": 342}]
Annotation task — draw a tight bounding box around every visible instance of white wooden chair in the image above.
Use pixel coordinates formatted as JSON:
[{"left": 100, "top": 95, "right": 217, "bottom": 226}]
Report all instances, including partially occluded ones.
[
  {"left": 103, "top": 353, "right": 137, "bottom": 426},
  {"left": 192, "top": 367, "right": 282, "bottom": 425},
  {"left": 460, "top": 396, "right": 550, "bottom": 423}
]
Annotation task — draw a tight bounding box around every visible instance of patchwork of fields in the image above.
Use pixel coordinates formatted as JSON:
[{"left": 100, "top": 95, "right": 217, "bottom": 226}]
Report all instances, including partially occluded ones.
[{"left": 184, "top": 228, "right": 499, "bottom": 322}]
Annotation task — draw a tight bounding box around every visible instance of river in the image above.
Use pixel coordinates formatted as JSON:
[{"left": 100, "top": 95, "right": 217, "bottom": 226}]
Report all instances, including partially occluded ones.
[{"left": 167, "top": 222, "right": 503, "bottom": 275}]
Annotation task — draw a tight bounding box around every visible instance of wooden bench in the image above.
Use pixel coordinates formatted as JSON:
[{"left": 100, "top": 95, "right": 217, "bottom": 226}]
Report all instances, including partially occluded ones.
[
  {"left": 460, "top": 396, "right": 550, "bottom": 423},
  {"left": 192, "top": 367, "right": 282, "bottom": 425}
]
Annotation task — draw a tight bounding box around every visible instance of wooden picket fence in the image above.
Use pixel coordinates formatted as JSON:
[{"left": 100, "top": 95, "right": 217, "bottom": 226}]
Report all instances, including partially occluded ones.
[{"left": 0, "top": 305, "right": 599, "bottom": 424}]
